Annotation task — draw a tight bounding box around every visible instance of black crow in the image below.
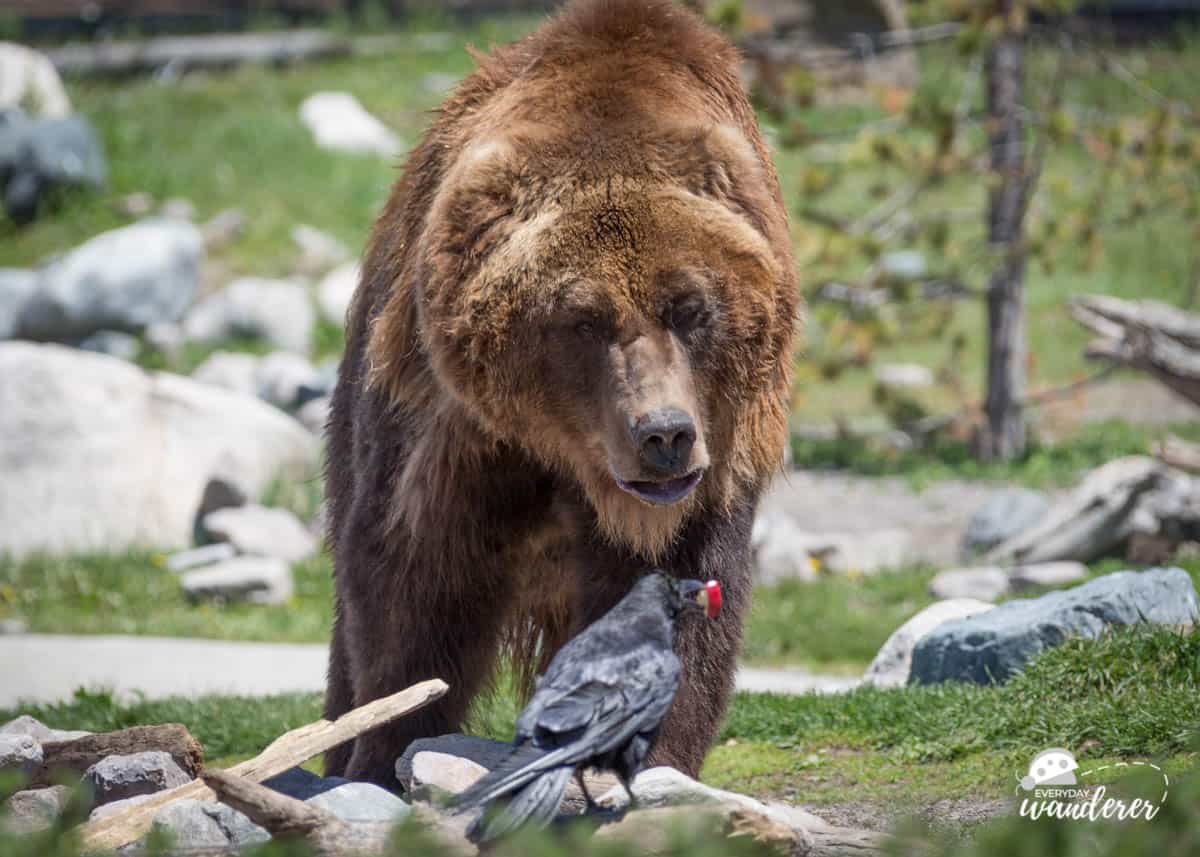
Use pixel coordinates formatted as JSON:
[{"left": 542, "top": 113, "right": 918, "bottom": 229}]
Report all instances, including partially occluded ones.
[{"left": 452, "top": 571, "right": 722, "bottom": 841}]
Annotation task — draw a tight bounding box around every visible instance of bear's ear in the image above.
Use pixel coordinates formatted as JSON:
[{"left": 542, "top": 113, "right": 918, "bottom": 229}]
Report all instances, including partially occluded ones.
[
  {"left": 427, "top": 139, "right": 522, "bottom": 276},
  {"left": 669, "top": 124, "right": 774, "bottom": 240}
]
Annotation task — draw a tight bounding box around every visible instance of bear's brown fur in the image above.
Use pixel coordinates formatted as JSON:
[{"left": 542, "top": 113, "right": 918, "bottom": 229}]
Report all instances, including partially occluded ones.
[{"left": 324, "top": 0, "right": 797, "bottom": 785}]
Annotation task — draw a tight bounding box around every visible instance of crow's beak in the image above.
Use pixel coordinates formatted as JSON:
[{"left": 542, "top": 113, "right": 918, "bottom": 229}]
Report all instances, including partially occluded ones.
[{"left": 695, "top": 580, "right": 722, "bottom": 618}]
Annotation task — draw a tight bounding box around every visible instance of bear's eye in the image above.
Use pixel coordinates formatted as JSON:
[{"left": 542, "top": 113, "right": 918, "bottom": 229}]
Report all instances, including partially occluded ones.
[
  {"left": 575, "top": 320, "right": 596, "bottom": 338},
  {"left": 664, "top": 294, "right": 710, "bottom": 334}
]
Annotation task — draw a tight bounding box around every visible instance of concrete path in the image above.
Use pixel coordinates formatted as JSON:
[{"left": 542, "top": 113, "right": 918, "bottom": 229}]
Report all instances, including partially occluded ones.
[{"left": 0, "top": 634, "right": 856, "bottom": 708}]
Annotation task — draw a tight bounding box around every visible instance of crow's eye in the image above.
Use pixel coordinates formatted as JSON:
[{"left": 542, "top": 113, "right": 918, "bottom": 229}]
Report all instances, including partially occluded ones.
[{"left": 665, "top": 295, "right": 709, "bottom": 334}]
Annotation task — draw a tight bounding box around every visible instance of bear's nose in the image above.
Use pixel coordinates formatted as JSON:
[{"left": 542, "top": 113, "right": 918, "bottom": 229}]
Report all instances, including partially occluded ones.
[{"left": 634, "top": 409, "right": 697, "bottom": 476}]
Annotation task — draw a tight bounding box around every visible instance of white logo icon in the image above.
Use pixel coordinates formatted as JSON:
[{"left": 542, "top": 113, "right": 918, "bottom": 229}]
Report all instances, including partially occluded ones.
[{"left": 1020, "top": 748, "right": 1078, "bottom": 790}]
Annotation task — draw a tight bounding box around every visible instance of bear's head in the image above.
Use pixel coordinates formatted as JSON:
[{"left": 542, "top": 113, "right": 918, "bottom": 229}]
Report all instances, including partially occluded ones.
[{"left": 370, "top": 120, "right": 796, "bottom": 559}]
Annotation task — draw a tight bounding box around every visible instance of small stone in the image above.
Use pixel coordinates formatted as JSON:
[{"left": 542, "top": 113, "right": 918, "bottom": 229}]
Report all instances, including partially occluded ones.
[
  {"left": 1, "top": 715, "right": 90, "bottom": 743},
  {"left": 421, "top": 72, "right": 460, "bottom": 94},
  {"left": 928, "top": 566, "right": 1010, "bottom": 602},
  {"left": 299, "top": 92, "right": 401, "bottom": 158},
  {"left": 180, "top": 556, "right": 294, "bottom": 605},
  {"left": 183, "top": 277, "right": 315, "bottom": 354},
  {"left": 297, "top": 395, "right": 331, "bottom": 435},
  {"left": 962, "top": 489, "right": 1050, "bottom": 557},
  {"left": 874, "top": 362, "right": 934, "bottom": 389},
  {"left": 77, "top": 330, "right": 140, "bottom": 362},
  {"left": 165, "top": 542, "right": 237, "bottom": 573},
  {"left": 116, "top": 192, "right": 155, "bottom": 217},
  {"left": 82, "top": 751, "right": 190, "bottom": 806},
  {"left": 879, "top": 249, "right": 928, "bottom": 280},
  {"left": 152, "top": 798, "right": 270, "bottom": 850},
  {"left": 862, "top": 599, "right": 995, "bottom": 688},
  {"left": 255, "top": 351, "right": 323, "bottom": 411},
  {"left": 201, "top": 504, "right": 317, "bottom": 563},
  {"left": 0, "top": 733, "right": 42, "bottom": 776},
  {"left": 292, "top": 224, "right": 349, "bottom": 276},
  {"left": 192, "top": 351, "right": 260, "bottom": 398},
  {"left": 306, "top": 782, "right": 410, "bottom": 823},
  {"left": 317, "top": 262, "right": 358, "bottom": 326},
  {"left": 395, "top": 735, "right": 513, "bottom": 792},
  {"left": 911, "top": 567, "right": 1200, "bottom": 685},
  {"left": 200, "top": 208, "right": 246, "bottom": 250},
  {"left": 0, "top": 618, "right": 28, "bottom": 635},
  {"left": 2, "top": 786, "right": 71, "bottom": 834},
  {"left": 159, "top": 197, "right": 196, "bottom": 222},
  {"left": 1010, "top": 561, "right": 1089, "bottom": 590},
  {"left": 410, "top": 751, "right": 487, "bottom": 795}
]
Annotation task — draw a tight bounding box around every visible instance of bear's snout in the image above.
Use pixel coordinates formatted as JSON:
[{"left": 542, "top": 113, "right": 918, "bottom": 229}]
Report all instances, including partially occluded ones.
[{"left": 633, "top": 408, "right": 696, "bottom": 477}]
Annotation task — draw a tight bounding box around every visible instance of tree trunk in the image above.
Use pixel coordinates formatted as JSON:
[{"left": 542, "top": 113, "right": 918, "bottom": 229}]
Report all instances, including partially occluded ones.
[{"left": 980, "top": 1, "right": 1028, "bottom": 460}]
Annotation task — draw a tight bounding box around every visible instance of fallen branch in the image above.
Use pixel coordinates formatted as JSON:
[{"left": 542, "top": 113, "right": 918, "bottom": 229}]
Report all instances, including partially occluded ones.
[
  {"left": 78, "top": 678, "right": 448, "bottom": 853},
  {"left": 35, "top": 724, "right": 203, "bottom": 787}
]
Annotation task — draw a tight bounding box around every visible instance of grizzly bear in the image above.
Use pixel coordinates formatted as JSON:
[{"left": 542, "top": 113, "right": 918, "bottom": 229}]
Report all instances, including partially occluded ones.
[{"left": 323, "top": 0, "right": 797, "bottom": 785}]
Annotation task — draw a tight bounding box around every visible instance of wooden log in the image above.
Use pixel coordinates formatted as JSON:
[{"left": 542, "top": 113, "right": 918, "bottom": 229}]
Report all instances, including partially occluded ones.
[
  {"left": 77, "top": 678, "right": 448, "bottom": 854},
  {"left": 47, "top": 29, "right": 351, "bottom": 76},
  {"left": 35, "top": 724, "right": 204, "bottom": 787}
]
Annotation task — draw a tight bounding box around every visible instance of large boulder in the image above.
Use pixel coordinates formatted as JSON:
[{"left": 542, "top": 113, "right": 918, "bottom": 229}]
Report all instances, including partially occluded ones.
[
  {"left": 862, "top": 598, "right": 995, "bottom": 688},
  {"left": 152, "top": 799, "right": 270, "bottom": 851},
  {"left": 17, "top": 220, "right": 202, "bottom": 341},
  {"left": 910, "top": 567, "right": 1200, "bottom": 685},
  {"left": 82, "top": 751, "right": 190, "bottom": 806},
  {"left": 0, "top": 343, "right": 317, "bottom": 558}
]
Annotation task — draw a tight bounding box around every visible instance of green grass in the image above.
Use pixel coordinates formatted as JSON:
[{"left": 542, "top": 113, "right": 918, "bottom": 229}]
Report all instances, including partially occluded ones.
[{"left": 0, "top": 551, "right": 333, "bottom": 643}]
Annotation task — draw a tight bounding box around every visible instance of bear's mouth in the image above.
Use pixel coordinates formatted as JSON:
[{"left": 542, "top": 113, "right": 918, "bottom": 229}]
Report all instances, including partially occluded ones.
[{"left": 616, "top": 469, "right": 704, "bottom": 506}]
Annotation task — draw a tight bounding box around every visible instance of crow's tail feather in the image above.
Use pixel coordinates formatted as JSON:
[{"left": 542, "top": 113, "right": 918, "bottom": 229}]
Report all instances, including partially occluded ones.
[
  {"left": 452, "top": 744, "right": 571, "bottom": 811},
  {"left": 468, "top": 765, "right": 574, "bottom": 842}
]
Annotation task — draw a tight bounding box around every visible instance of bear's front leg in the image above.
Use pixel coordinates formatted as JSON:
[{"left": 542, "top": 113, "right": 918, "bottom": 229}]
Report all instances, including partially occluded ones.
[{"left": 646, "top": 502, "right": 756, "bottom": 778}]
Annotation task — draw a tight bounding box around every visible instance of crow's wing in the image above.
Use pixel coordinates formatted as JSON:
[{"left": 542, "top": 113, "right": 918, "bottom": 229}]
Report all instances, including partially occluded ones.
[{"left": 455, "top": 644, "right": 680, "bottom": 811}]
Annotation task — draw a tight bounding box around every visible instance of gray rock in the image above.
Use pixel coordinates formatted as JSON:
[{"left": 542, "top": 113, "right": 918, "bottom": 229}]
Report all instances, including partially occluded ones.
[
  {"left": 395, "top": 734, "right": 513, "bottom": 792},
  {"left": 0, "top": 268, "right": 37, "bottom": 340},
  {"left": 0, "top": 343, "right": 316, "bottom": 559},
  {"left": 292, "top": 224, "right": 349, "bottom": 276},
  {"left": 752, "top": 513, "right": 820, "bottom": 584},
  {"left": 911, "top": 567, "right": 1200, "bottom": 685},
  {"left": 191, "top": 350, "right": 259, "bottom": 398},
  {"left": 263, "top": 766, "right": 351, "bottom": 801},
  {"left": 297, "top": 395, "right": 331, "bottom": 435},
  {"left": 77, "top": 330, "right": 140, "bottom": 361},
  {"left": 200, "top": 208, "right": 246, "bottom": 250},
  {"left": 962, "top": 489, "right": 1050, "bottom": 557},
  {"left": 201, "top": 504, "right": 317, "bottom": 563},
  {"left": 82, "top": 751, "right": 189, "bottom": 806},
  {"left": 19, "top": 220, "right": 202, "bottom": 341},
  {"left": 317, "top": 261, "right": 358, "bottom": 326},
  {"left": 0, "top": 110, "right": 106, "bottom": 225},
  {"left": 2, "top": 786, "right": 71, "bottom": 834},
  {"left": 1010, "top": 561, "right": 1089, "bottom": 590},
  {"left": 164, "top": 542, "right": 237, "bottom": 574},
  {"left": 88, "top": 792, "right": 156, "bottom": 820},
  {"left": 183, "top": 277, "right": 314, "bottom": 354},
  {"left": 0, "top": 618, "right": 27, "bottom": 634},
  {"left": 159, "top": 197, "right": 195, "bottom": 222},
  {"left": 409, "top": 751, "right": 488, "bottom": 795},
  {"left": 306, "top": 782, "right": 410, "bottom": 823},
  {"left": 180, "top": 556, "right": 294, "bottom": 605},
  {"left": 152, "top": 798, "right": 269, "bottom": 850},
  {"left": 1, "top": 715, "right": 90, "bottom": 743},
  {"left": 0, "top": 733, "right": 42, "bottom": 775},
  {"left": 862, "top": 598, "right": 995, "bottom": 688},
  {"left": 928, "top": 566, "right": 1010, "bottom": 602},
  {"left": 255, "top": 351, "right": 323, "bottom": 411}
]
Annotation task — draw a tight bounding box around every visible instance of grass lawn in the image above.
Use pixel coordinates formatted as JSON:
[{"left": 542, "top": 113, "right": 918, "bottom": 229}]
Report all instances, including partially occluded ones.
[{"left": 3, "top": 625, "right": 1196, "bottom": 825}]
